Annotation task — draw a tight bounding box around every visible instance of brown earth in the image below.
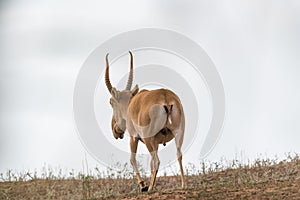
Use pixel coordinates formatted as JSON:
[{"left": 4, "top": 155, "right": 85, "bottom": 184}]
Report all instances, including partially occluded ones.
[{"left": 1, "top": 158, "right": 300, "bottom": 199}]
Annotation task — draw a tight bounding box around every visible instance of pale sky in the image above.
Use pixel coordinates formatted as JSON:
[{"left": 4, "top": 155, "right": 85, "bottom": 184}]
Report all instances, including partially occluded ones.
[{"left": 1, "top": 0, "right": 300, "bottom": 174}]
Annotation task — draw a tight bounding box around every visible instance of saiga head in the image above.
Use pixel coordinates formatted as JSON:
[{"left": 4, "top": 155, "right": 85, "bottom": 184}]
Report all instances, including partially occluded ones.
[{"left": 105, "top": 51, "right": 139, "bottom": 139}]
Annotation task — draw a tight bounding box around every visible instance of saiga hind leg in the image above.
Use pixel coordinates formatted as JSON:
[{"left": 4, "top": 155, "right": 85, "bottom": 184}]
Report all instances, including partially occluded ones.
[
  {"left": 129, "top": 136, "right": 148, "bottom": 191},
  {"left": 144, "top": 138, "right": 159, "bottom": 191},
  {"left": 174, "top": 129, "right": 185, "bottom": 188}
]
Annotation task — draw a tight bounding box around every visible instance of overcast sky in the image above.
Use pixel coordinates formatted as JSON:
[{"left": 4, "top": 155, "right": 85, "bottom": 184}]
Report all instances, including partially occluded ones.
[{"left": 1, "top": 0, "right": 300, "bottom": 173}]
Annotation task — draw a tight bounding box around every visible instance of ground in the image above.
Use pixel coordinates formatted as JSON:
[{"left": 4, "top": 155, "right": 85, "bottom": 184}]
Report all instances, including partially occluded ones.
[{"left": 1, "top": 156, "right": 300, "bottom": 199}]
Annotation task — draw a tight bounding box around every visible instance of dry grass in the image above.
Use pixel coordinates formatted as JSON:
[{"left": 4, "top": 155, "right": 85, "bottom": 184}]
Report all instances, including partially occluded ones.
[{"left": 1, "top": 154, "right": 300, "bottom": 199}]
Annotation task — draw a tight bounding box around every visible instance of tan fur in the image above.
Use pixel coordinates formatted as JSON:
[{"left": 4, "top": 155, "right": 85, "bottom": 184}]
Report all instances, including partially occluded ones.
[{"left": 128, "top": 89, "right": 181, "bottom": 127}]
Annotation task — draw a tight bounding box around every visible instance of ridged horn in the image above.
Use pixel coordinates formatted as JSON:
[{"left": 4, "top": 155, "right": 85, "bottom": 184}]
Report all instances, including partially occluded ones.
[
  {"left": 125, "top": 51, "right": 133, "bottom": 90},
  {"left": 105, "top": 53, "right": 113, "bottom": 93}
]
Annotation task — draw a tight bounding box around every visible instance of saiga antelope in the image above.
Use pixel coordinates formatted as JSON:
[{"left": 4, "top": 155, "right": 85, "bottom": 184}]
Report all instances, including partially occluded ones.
[{"left": 104, "top": 51, "right": 185, "bottom": 191}]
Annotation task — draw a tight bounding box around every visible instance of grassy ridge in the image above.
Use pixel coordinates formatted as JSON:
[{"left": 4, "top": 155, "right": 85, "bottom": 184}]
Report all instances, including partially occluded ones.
[{"left": 1, "top": 154, "right": 300, "bottom": 199}]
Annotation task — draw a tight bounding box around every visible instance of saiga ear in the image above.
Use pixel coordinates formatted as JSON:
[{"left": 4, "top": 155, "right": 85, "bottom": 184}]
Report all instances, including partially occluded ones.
[
  {"left": 131, "top": 84, "right": 139, "bottom": 96},
  {"left": 111, "top": 87, "right": 119, "bottom": 100}
]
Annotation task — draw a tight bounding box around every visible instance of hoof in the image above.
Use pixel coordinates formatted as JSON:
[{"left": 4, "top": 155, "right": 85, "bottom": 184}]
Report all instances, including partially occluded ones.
[{"left": 141, "top": 186, "right": 149, "bottom": 192}]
